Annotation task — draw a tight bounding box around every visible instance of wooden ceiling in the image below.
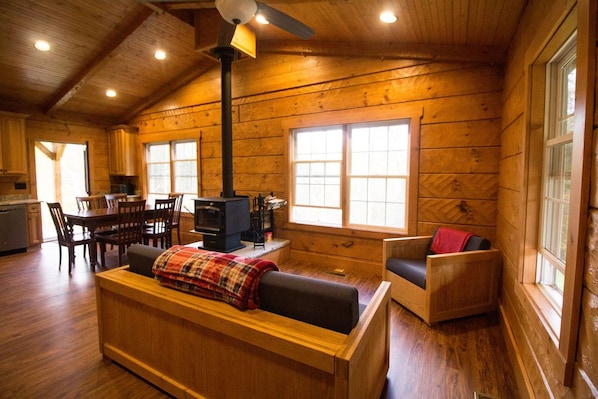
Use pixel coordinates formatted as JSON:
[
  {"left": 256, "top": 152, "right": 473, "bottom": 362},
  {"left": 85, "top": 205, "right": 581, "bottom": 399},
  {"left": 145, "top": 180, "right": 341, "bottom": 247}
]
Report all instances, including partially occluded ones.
[{"left": 0, "top": 0, "right": 526, "bottom": 126}]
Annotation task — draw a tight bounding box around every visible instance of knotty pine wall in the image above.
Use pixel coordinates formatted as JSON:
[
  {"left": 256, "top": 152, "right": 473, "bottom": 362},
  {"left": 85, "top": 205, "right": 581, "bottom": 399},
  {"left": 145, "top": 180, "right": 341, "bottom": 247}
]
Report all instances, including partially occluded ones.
[
  {"left": 130, "top": 54, "right": 502, "bottom": 277},
  {"left": 498, "top": 0, "right": 598, "bottom": 397}
]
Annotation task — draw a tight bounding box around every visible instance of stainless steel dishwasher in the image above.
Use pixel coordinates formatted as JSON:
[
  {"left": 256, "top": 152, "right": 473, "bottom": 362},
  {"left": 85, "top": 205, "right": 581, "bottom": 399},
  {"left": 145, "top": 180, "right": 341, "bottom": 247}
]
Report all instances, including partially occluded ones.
[{"left": 0, "top": 204, "right": 28, "bottom": 254}]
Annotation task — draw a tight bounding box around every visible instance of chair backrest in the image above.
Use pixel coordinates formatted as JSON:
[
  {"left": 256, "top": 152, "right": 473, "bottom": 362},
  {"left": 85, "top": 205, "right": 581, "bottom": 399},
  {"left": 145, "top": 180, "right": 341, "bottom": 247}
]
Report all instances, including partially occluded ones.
[
  {"left": 76, "top": 195, "right": 107, "bottom": 211},
  {"left": 115, "top": 200, "right": 147, "bottom": 245},
  {"left": 47, "top": 202, "right": 72, "bottom": 245},
  {"left": 427, "top": 227, "right": 491, "bottom": 255},
  {"left": 168, "top": 193, "right": 184, "bottom": 225},
  {"left": 105, "top": 193, "right": 128, "bottom": 208},
  {"left": 150, "top": 198, "right": 177, "bottom": 235}
]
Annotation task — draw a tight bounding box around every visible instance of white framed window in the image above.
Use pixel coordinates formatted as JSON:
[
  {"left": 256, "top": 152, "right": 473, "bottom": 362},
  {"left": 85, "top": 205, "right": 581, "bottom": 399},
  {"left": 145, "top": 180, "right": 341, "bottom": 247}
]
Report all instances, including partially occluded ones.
[
  {"left": 291, "top": 119, "right": 412, "bottom": 232},
  {"left": 536, "top": 36, "right": 576, "bottom": 315},
  {"left": 146, "top": 140, "right": 198, "bottom": 211}
]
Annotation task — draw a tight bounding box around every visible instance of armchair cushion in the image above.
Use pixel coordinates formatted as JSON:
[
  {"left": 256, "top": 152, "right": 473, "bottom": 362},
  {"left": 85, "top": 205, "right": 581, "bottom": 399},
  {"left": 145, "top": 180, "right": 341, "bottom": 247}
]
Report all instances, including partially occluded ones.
[{"left": 385, "top": 258, "right": 426, "bottom": 289}]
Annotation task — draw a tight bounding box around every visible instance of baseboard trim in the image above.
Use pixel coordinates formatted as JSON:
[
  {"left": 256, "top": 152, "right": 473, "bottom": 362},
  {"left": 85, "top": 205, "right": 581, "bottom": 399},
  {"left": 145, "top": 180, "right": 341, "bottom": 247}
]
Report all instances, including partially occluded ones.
[{"left": 498, "top": 303, "right": 535, "bottom": 399}]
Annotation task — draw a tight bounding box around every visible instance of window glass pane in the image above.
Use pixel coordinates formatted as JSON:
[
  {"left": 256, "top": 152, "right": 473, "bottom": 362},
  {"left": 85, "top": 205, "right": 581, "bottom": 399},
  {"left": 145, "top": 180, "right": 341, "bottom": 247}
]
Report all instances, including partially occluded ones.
[
  {"left": 295, "top": 128, "right": 342, "bottom": 161},
  {"left": 543, "top": 131, "right": 572, "bottom": 263},
  {"left": 387, "top": 178, "right": 406, "bottom": 203},
  {"left": 148, "top": 143, "right": 169, "bottom": 161},
  {"left": 563, "top": 59, "right": 576, "bottom": 117},
  {"left": 173, "top": 141, "right": 196, "bottom": 159},
  {"left": 386, "top": 202, "right": 406, "bottom": 227}
]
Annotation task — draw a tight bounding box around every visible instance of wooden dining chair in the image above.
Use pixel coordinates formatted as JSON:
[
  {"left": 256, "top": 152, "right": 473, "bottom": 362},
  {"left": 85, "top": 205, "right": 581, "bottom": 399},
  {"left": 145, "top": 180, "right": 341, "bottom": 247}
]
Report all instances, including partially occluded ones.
[
  {"left": 143, "top": 197, "right": 176, "bottom": 248},
  {"left": 168, "top": 193, "right": 184, "bottom": 244},
  {"left": 105, "top": 193, "right": 127, "bottom": 208},
  {"left": 75, "top": 194, "right": 112, "bottom": 250},
  {"left": 47, "top": 202, "right": 91, "bottom": 275},
  {"left": 75, "top": 195, "right": 107, "bottom": 210},
  {"left": 96, "top": 200, "right": 147, "bottom": 267}
]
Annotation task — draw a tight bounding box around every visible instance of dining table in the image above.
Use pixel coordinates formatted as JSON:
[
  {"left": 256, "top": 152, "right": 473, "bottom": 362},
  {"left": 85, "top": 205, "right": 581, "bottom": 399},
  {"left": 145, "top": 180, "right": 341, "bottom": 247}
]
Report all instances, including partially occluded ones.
[{"left": 63, "top": 204, "right": 153, "bottom": 269}]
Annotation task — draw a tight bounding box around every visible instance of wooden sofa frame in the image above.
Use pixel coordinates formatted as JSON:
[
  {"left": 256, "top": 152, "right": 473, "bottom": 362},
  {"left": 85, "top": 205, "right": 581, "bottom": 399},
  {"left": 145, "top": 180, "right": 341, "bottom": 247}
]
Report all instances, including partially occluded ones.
[
  {"left": 383, "top": 236, "right": 501, "bottom": 325},
  {"left": 95, "top": 267, "right": 391, "bottom": 399}
]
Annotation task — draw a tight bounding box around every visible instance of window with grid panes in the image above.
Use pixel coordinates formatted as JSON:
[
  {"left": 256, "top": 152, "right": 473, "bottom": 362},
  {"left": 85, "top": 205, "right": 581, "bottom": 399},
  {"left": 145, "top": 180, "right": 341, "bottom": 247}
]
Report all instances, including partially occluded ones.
[
  {"left": 536, "top": 36, "right": 576, "bottom": 313},
  {"left": 291, "top": 120, "right": 411, "bottom": 231},
  {"left": 146, "top": 140, "right": 197, "bottom": 211}
]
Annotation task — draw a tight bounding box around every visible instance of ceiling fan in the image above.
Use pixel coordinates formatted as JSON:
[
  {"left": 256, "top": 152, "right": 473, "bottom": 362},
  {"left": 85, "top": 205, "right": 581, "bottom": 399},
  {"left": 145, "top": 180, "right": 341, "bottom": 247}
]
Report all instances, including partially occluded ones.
[
  {"left": 140, "top": 0, "right": 314, "bottom": 43},
  {"left": 214, "top": 0, "right": 314, "bottom": 40}
]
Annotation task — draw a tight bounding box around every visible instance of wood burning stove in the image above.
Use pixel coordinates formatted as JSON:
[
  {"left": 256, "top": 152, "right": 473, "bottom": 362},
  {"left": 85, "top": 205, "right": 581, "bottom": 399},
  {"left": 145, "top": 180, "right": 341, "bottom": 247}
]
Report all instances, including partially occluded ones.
[{"left": 194, "top": 197, "right": 250, "bottom": 252}]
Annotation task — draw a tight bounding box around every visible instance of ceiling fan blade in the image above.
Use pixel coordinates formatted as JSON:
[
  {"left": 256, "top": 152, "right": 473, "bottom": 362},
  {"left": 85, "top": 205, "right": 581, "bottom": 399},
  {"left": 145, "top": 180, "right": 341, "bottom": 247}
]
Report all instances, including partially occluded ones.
[{"left": 256, "top": 2, "right": 314, "bottom": 40}]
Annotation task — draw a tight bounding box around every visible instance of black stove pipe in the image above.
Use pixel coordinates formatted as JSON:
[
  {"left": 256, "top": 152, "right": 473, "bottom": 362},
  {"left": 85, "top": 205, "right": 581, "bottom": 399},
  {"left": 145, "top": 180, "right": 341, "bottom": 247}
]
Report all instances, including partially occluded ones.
[{"left": 215, "top": 46, "right": 236, "bottom": 199}]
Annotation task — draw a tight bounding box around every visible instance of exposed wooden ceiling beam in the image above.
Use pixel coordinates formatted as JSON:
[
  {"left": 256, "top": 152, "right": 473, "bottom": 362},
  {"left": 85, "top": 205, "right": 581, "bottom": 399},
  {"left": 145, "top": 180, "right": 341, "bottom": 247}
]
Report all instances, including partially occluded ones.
[
  {"left": 258, "top": 40, "right": 507, "bottom": 65},
  {"left": 44, "top": 7, "right": 155, "bottom": 115},
  {"left": 118, "top": 58, "right": 217, "bottom": 123}
]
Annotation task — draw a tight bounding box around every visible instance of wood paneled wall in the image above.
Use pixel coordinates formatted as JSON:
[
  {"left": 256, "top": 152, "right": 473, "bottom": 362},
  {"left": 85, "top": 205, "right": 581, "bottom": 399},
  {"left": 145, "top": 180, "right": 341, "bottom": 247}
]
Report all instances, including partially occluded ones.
[
  {"left": 498, "top": 0, "right": 598, "bottom": 397},
  {"left": 131, "top": 54, "right": 502, "bottom": 276}
]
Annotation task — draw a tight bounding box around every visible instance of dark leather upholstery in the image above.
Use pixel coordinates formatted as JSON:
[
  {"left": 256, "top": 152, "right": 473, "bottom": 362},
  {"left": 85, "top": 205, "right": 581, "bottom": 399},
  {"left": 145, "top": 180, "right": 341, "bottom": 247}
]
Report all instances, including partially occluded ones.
[{"left": 386, "top": 258, "right": 427, "bottom": 289}]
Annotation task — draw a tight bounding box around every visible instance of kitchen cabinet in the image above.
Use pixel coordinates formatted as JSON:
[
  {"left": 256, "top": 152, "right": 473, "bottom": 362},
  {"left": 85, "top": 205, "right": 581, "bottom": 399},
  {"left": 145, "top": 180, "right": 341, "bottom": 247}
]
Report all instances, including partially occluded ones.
[
  {"left": 26, "top": 202, "right": 43, "bottom": 247},
  {"left": 0, "top": 112, "right": 28, "bottom": 175},
  {"left": 107, "top": 125, "right": 138, "bottom": 176}
]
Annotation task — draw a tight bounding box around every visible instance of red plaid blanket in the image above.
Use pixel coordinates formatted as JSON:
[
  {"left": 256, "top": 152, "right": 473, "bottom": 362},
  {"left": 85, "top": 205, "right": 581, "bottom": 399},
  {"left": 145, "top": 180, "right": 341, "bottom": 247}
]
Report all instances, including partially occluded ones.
[{"left": 152, "top": 245, "right": 279, "bottom": 310}]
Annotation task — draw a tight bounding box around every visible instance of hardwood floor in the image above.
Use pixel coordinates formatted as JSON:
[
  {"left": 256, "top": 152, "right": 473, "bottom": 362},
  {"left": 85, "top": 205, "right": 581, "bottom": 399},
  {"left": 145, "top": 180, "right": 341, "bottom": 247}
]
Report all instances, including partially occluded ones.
[{"left": 0, "top": 243, "right": 520, "bottom": 398}]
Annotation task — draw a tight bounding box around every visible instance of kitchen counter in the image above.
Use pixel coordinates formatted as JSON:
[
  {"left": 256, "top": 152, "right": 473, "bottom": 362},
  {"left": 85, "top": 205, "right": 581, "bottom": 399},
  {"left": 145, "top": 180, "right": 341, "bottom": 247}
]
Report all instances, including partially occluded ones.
[{"left": 0, "top": 199, "right": 42, "bottom": 206}]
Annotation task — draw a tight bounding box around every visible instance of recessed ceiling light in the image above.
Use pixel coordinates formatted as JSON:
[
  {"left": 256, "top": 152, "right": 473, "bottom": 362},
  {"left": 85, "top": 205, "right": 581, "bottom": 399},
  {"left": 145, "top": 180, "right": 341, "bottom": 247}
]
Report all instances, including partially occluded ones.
[
  {"left": 255, "top": 14, "right": 269, "bottom": 24},
  {"left": 154, "top": 50, "right": 166, "bottom": 60},
  {"left": 379, "top": 11, "right": 397, "bottom": 24},
  {"left": 34, "top": 40, "right": 51, "bottom": 51},
  {"left": 106, "top": 89, "right": 117, "bottom": 97}
]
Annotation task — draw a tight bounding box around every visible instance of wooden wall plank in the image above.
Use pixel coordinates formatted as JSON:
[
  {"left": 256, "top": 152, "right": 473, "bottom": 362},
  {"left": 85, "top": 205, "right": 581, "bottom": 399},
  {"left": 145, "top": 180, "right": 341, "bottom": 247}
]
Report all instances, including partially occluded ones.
[
  {"left": 420, "top": 119, "right": 501, "bottom": 148},
  {"left": 419, "top": 174, "right": 497, "bottom": 199},
  {"left": 420, "top": 147, "right": 500, "bottom": 174},
  {"left": 418, "top": 198, "right": 496, "bottom": 226}
]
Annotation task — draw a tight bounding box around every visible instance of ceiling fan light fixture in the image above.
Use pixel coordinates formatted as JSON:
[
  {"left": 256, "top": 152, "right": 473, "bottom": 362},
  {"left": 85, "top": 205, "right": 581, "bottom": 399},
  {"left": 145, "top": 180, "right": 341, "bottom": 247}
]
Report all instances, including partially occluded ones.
[
  {"left": 215, "top": 0, "right": 257, "bottom": 25},
  {"left": 255, "top": 14, "right": 269, "bottom": 25},
  {"left": 379, "top": 11, "right": 397, "bottom": 24}
]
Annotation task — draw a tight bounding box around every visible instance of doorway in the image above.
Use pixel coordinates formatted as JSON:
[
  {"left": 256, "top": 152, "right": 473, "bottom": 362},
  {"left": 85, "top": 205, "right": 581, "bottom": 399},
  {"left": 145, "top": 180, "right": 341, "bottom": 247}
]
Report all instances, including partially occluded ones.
[{"left": 35, "top": 141, "right": 89, "bottom": 241}]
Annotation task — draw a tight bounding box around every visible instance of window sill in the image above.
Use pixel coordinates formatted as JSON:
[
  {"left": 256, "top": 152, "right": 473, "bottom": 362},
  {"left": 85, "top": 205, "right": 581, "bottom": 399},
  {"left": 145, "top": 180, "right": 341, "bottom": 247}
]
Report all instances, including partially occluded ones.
[{"left": 522, "top": 283, "right": 561, "bottom": 345}]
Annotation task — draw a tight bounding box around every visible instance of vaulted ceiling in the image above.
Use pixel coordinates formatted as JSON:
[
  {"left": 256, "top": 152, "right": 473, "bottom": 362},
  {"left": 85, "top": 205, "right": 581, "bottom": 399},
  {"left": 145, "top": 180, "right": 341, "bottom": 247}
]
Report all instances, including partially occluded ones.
[{"left": 0, "top": 0, "right": 526, "bottom": 126}]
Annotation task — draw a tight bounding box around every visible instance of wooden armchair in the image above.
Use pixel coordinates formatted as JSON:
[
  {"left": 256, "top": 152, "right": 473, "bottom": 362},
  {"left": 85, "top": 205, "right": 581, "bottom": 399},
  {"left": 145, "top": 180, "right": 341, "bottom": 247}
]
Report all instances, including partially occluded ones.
[{"left": 382, "top": 228, "right": 501, "bottom": 325}]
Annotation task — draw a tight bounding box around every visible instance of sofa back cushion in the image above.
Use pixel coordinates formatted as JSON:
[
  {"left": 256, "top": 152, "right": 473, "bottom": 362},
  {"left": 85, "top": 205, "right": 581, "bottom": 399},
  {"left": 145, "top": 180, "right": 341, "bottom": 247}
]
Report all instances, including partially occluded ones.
[
  {"left": 127, "top": 244, "right": 164, "bottom": 277},
  {"left": 259, "top": 271, "right": 360, "bottom": 334}
]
